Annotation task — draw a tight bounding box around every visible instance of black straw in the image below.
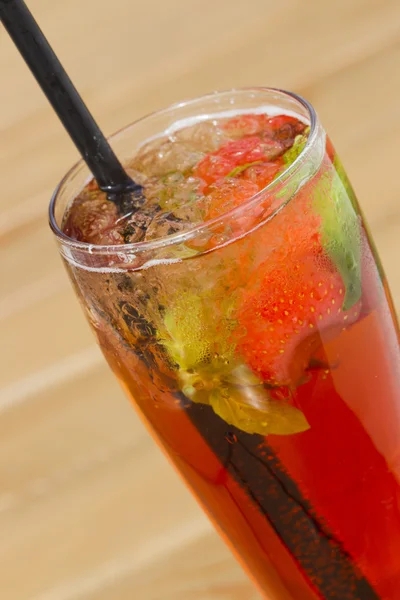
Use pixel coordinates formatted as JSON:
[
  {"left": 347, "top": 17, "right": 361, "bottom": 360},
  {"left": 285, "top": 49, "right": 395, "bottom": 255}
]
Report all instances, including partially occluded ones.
[{"left": 0, "top": 0, "right": 142, "bottom": 201}]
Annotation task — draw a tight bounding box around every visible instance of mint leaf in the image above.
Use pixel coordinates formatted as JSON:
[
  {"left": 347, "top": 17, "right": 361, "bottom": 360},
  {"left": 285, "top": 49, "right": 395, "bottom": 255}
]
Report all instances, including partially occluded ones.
[
  {"left": 160, "top": 291, "right": 237, "bottom": 371},
  {"left": 161, "top": 293, "right": 212, "bottom": 370},
  {"left": 313, "top": 157, "right": 361, "bottom": 310},
  {"left": 209, "top": 385, "right": 310, "bottom": 436},
  {"left": 282, "top": 132, "right": 308, "bottom": 166},
  {"left": 178, "top": 360, "right": 310, "bottom": 436},
  {"left": 226, "top": 161, "right": 262, "bottom": 178}
]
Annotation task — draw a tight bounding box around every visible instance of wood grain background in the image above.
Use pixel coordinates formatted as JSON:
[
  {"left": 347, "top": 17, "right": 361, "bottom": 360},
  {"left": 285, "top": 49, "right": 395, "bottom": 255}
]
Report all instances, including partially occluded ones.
[{"left": 1, "top": 1, "right": 400, "bottom": 598}]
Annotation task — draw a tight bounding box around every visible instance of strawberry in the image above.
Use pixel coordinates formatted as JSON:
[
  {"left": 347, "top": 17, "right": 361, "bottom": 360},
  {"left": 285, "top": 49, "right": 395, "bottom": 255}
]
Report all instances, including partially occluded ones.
[
  {"left": 222, "top": 114, "right": 304, "bottom": 141},
  {"left": 203, "top": 179, "right": 259, "bottom": 220},
  {"left": 218, "top": 136, "right": 282, "bottom": 164},
  {"left": 236, "top": 249, "right": 361, "bottom": 387},
  {"left": 267, "top": 115, "right": 301, "bottom": 130},
  {"left": 240, "top": 158, "right": 283, "bottom": 190},
  {"left": 194, "top": 154, "right": 235, "bottom": 185},
  {"left": 194, "top": 136, "right": 284, "bottom": 186}
]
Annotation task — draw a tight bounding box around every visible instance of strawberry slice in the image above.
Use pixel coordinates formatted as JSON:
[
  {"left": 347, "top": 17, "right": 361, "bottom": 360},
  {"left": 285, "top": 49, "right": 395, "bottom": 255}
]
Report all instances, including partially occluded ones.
[
  {"left": 240, "top": 158, "right": 283, "bottom": 190},
  {"left": 194, "top": 154, "right": 235, "bottom": 185},
  {"left": 218, "top": 136, "right": 283, "bottom": 164},
  {"left": 194, "top": 136, "right": 284, "bottom": 186},
  {"left": 194, "top": 114, "right": 307, "bottom": 187},
  {"left": 236, "top": 249, "right": 361, "bottom": 387},
  {"left": 267, "top": 115, "right": 301, "bottom": 130},
  {"left": 203, "top": 179, "right": 259, "bottom": 220}
]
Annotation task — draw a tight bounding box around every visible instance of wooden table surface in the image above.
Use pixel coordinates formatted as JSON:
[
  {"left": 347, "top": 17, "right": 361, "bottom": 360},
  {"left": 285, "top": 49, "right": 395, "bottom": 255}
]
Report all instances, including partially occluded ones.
[{"left": 1, "top": 1, "right": 400, "bottom": 598}]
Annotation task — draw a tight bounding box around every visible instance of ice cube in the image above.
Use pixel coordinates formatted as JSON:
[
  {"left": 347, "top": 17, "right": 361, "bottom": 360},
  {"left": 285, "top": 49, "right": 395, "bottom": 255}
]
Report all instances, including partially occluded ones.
[
  {"left": 173, "top": 121, "right": 231, "bottom": 153},
  {"left": 145, "top": 212, "right": 194, "bottom": 241},
  {"left": 131, "top": 139, "right": 204, "bottom": 177}
]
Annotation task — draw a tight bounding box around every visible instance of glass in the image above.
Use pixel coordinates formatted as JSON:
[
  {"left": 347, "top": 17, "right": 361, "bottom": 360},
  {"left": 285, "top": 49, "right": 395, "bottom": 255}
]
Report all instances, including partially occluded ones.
[{"left": 49, "top": 88, "right": 400, "bottom": 599}]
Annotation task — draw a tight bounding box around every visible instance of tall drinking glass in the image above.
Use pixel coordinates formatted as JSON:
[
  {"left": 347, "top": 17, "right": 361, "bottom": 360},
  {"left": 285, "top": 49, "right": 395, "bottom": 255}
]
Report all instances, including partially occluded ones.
[{"left": 49, "top": 88, "right": 400, "bottom": 599}]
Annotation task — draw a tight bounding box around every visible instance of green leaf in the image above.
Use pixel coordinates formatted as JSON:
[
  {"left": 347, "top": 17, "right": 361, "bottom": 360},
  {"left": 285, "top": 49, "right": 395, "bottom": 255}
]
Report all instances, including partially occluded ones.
[
  {"left": 162, "top": 293, "right": 211, "bottom": 370},
  {"left": 222, "top": 363, "right": 263, "bottom": 386},
  {"left": 226, "top": 161, "right": 262, "bottom": 178},
  {"left": 160, "top": 290, "right": 237, "bottom": 371},
  {"left": 177, "top": 360, "right": 309, "bottom": 436},
  {"left": 282, "top": 130, "right": 309, "bottom": 166},
  {"left": 208, "top": 385, "right": 310, "bottom": 436},
  {"left": 332, "top": 155, "right": 353, "bottom": 197},
  {"left": 313, "top": 157, "right": 362, "bottom": 310}
]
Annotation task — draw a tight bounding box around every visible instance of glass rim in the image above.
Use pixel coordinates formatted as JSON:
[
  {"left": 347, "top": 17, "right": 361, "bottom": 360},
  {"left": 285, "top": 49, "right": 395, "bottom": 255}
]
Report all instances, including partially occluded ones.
[{"left": 49, "top": 86, "right": 319, "bottom": 255}]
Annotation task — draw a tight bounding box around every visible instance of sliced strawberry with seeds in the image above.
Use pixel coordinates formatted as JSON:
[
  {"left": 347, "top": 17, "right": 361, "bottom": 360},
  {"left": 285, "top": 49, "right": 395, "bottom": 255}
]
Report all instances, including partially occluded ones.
[{"left": 236, "top": 250, "right": 361, "bottom": 387}]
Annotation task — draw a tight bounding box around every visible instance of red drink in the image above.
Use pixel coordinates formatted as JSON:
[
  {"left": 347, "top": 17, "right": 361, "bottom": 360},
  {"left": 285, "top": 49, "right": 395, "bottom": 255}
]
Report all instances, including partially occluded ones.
[{"left": 50, "top": 89, "right": 400, "bottom": 599}]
